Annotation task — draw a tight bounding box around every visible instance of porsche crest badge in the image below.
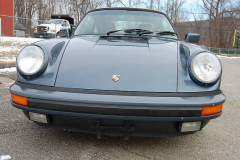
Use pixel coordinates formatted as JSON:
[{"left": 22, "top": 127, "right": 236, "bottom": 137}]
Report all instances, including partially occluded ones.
[{"left": 112, "top": 75, "right": 120, "bottom": 82}]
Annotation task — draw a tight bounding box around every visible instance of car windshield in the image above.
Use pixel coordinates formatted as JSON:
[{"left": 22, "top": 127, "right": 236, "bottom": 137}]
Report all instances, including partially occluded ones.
[
  {"left": 74, "top": 10, "right": 176, "bottom": 38},
  {"left": 46, "top": 19, "right": 63, "bottom": 24}
]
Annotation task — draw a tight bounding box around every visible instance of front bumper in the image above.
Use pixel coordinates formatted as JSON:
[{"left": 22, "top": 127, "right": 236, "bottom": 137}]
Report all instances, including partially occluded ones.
[
  {"left": 34, "top": 33, "right": 55, "bottom": 39},
  {"left": 10, "top": 81, "right": 225, "bottom": 138}
]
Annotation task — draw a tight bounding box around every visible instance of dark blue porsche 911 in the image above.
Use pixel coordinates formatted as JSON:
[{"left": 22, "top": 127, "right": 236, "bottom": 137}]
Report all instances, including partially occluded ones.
[{"left": 10, "top": 8, "right": 225, "bottom": 139}]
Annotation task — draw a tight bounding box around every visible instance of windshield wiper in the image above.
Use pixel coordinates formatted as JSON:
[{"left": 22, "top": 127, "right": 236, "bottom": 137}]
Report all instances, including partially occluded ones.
[
  {"left": 107, "top": 30, "right": 122, "bottom": 35},
  {"left": 156, "top": 31, "right": 178, "bottom": 36},
  {"left": 125, "top": 29, "right": 153, "bottom": 36},
  {"left": 124, "top": 29, "right": 148, "bottom": 32},
  {"left": 107, "top": 29, "right": 153, "bottom": 36},
  {"left": 139, "top": 31, "right": 153, "bottom": 36},
  {"left": 125, "top": 29, "right": 151, "bottom": 34}
]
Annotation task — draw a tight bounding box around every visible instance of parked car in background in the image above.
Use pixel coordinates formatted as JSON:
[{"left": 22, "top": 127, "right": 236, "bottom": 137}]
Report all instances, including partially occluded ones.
[
  {"left": 11, "top": 8, "right": 225, "bottom": 139},
  {"left": 34, "top": 15, "right": 74, "bottom": 39}
]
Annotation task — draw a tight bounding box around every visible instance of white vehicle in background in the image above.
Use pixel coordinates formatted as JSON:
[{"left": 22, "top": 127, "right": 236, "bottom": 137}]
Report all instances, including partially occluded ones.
[{"left": 34, "top": 15, "right": 74, "bottom": 39}]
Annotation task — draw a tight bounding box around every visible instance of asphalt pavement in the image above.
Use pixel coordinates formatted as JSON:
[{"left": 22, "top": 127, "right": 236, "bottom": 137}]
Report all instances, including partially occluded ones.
[{"left": 0, "top": 58, "right": 239, "bottom": 160}]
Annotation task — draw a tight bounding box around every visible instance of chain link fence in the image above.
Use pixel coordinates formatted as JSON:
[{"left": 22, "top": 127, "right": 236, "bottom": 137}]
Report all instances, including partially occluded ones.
[
  {"left": 208, "top": 47, "right": 240, "bottom": 55},
  {"left": 0, "top": 14, "right": 48, "bottom": 38}
]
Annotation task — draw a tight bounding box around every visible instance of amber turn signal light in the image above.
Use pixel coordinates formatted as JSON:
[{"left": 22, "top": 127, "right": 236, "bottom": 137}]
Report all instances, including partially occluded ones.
[
  {"left": 11, "top": 93, "right": 28, "bottom": 106},
  {"left": 202, "top": 104, "right": 223, "bottom": 116}
]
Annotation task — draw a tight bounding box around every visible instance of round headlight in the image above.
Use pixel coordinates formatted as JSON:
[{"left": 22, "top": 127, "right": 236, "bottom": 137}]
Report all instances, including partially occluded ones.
[
  {"left": 189, "top": 52, "right": 222, "bottom": 85},
  {"left": 17, "top": 46, "right": 47, "bottom": 78}
]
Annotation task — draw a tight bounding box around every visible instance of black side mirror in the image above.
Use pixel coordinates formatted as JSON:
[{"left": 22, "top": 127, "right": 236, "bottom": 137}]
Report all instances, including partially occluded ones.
[
  {"left": 57, "top": 29, "right": 70, "bottom": 38},
  {"left": 185, "top": 33, "right": 200, "bottom": 44},
  {"left": 70, "top": 25, "right": 77, "bottom": 35}
]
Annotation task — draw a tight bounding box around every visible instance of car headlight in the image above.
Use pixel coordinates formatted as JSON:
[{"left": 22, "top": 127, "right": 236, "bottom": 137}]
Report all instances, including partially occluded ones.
[
  {"left": 17, "top": 45, "right": 48, "bottom": 78},
  {"left": 189, "top": 52, "right": 222, "bottom": 86}
]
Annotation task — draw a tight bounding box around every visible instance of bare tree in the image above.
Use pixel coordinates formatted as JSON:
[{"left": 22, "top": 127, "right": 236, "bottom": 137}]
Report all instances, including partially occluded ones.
[
  {"left": 218, "top": 9, "right": 240, "bottom": 48},
  {"left": 157, "top": 0, "right": 161, "bottom": 11},
  {"left": 14, "top": 0, "right": 27, "bottom": 20},
  {"left": 14, "top": 0, "right": 240, "bottom": 44},
  {"left": 104, "top": 0, "right": 120, "bottom": 7},
  {"left": 201, "top": 0, "right": 240, "bottom": 48},
  {"left": 120, "top": 0, "right": 142, "bottom": 7}
]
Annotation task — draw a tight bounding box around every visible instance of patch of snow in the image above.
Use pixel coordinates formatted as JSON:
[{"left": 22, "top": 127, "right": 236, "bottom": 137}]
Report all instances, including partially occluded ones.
[
  {"left": 217, "top": 55, "right": 240, "bottom": 59},
  {"left": 0, "top": 155, "right": 11, "bottom": 160},
  {"left": 0, "top": 46, "right": 21, "bottom": 52},
  {"left": 0, "top": 57, "right": 16, "bottom": 62},
  {"left": 0, "top": 37, "right": 43, "bottom": 62},
  {"left": 0, "top": 67, "right": 16, "bottom": 73},
  {"left": 0, "top": 36, "right": 42, "bottom": 44}
]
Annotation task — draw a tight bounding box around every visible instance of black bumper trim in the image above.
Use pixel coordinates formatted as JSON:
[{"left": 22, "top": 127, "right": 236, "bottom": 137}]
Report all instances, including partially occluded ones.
[
  {"left": 27, "top": 98, "right": 202, "bottom": 117},
  {"left": 14, "top": 81, "right": 222, "bottom": 97},
  {"left": 34, "top": 33, "right": 55, "bottom": 38},
  {"left": 12, "top": 102, "right": 222, "bottom": 121}
]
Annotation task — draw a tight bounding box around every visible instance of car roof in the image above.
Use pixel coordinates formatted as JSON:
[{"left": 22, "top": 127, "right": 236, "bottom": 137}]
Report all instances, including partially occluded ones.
[{"left": 88, "top": 7, "right": 167, "bottom": 16}]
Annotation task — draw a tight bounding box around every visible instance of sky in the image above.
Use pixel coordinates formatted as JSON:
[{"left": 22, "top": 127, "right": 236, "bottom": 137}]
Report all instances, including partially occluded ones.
[{"left": 118, "top": 0, "right": 205, "bottom": 21}]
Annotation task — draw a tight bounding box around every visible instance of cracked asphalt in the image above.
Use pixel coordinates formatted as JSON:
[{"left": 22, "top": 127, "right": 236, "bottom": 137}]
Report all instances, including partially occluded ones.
[{"left": 0, "top": 58, "right": 240, "bottom": 160}]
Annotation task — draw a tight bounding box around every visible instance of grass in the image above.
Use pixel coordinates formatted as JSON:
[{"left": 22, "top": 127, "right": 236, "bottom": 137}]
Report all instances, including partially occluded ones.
[
  {"left": 0, "top": 41, "right": 29, "bottom": 48},
  {"left": 0, "top": 41, "right": 32, "bottom": 61},
  {"left": 0, "top": 50, "right": 18, "bottom": 59}
]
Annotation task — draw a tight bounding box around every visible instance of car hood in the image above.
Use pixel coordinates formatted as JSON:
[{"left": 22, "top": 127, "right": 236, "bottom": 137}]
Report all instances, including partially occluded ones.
[{"left": 55, "top": 35, "right": 178, "bottom": 92}]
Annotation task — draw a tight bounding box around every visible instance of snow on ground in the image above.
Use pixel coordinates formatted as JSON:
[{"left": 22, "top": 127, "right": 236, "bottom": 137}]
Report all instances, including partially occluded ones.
[
  {"left": 0, "top": 46, "right": 20, "bottom": 52},
  {"left": 0, "top": 155, "right": 11, "bottom": 160},
  {"left": 217, "top": 55, "right": 240, "bottom": 59},
  {"left": 0, "top": 37, "right": 42, "bottom": 62},
  {"left": 0, "top": 67, "right": 16, "bottom": 73},
  {"left": 0, "top": 36, "right": 41, "bottom": 44},
  {"left": 0, "top": 57, "right": 16, "bottom": 62}
]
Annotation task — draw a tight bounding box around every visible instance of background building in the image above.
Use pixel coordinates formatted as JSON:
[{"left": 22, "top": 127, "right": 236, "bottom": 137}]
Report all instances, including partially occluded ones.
[
  {"left": 0, "top": 0, "right": 14, "bottom": 37},
  {"left": 14, "top": 23, "right": 26, "bottom": 37}
]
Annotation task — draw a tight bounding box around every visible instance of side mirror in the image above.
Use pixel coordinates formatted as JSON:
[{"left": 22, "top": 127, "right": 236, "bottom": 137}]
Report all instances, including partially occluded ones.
[
  {"left": 185, "top": 33, "right": 200, "bottom": 44},
  {"left": 70, "top": 25, "right": 77, "bottom": 35},
  {"left": 57, "top": 29, "right": 70, "bottom": 38}
]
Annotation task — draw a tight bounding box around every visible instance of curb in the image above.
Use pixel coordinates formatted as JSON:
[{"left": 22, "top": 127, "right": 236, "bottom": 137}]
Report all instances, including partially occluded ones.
[{"left": 0, "top": 62, "right": 16, "bottom": 69}]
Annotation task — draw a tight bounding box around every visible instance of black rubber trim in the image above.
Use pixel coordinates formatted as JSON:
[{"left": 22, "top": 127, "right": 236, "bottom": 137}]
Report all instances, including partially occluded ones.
[
  {"left": 15, "top": 81, "right": 222, "bottom": 97},
  {"left": 12, "top": 102, "right": 222, "bottom": 121},
  {"left": 27, "top": 98, "right": 202, "bottom": 117}
]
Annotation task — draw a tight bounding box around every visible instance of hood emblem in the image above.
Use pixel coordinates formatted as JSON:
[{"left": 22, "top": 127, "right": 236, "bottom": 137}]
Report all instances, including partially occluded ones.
[{"left": 112, "top": 75, "right": 120, "bottom": 82}]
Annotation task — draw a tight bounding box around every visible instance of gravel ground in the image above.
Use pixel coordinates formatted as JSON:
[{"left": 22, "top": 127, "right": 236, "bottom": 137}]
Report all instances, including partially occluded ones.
[{"left": 0, "top": 58, "right": 239, "bottom": 160}]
